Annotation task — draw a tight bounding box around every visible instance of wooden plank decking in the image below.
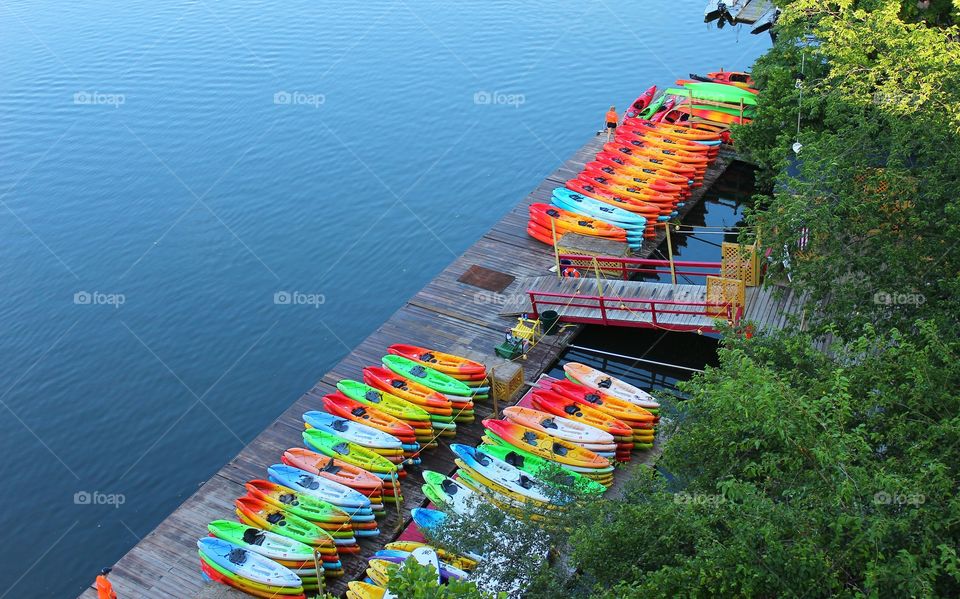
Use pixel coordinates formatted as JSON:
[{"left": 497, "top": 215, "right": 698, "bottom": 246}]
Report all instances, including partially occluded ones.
[{"left": 78, "top": 134, "right": 741, "bottom": 599}]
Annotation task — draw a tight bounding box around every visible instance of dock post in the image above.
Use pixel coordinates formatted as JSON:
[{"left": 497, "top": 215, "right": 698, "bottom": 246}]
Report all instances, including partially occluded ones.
[{"left": 665, "top": 223, "right": 677, "bottom": 285}]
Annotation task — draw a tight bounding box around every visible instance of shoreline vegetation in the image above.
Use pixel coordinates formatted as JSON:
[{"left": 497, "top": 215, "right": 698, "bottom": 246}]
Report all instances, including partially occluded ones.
[{"left": 396, "top": 2, "right": 960, "bottom": 597}]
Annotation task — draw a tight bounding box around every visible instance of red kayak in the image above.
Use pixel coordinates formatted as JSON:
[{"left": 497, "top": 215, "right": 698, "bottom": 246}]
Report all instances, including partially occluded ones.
[
  {"left": 625, "top": 85, "right": 657, "bottom": 119},
  {"left": 387, "top": 344, "right": 486, "bottom": 375}
]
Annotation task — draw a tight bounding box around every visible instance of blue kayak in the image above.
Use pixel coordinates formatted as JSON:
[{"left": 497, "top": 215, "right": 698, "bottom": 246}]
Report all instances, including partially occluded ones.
[{"left": 552, "top": 188, "right": 648, "bottom": 229}]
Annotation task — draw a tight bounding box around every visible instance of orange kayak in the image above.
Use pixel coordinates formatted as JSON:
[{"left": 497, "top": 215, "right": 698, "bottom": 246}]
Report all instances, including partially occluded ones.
[
  {"left": 547, "top": 380, "right": 657, "bottom": 428},
  {"left": 621, "top": 117, "right": 722, "bottom": 142},
  {"left": 616, "top": 128, "right": 718, "bottom": 156},
  {"left": 602, "top": 143, "right": 707, "bottom": 176},
  {"left": 481, "top": 418, "right": 611, "bottom": 469},
  {"left": 528, "top": 203, "right": 629, "bottom": 240},
  {"left": 282, "top": 447, "right": 388, "bottom": 496},
  {"left": 595, "top": 150, "right": 700, "bottom": 181},
  {"left": 614, "top": 137, "right": 712, "bottom": 166},
  {"left": 591, "top": 156, "right": 691, "bottom": 187},
  {"left": 531, "top": 389, "right": 633, "bottom": 438},
  {"left": 386, "top": 344, "right": 485, "bottom": 375},
  {"left": 581, "top": 165, "right": 688, "bottom": 197}
]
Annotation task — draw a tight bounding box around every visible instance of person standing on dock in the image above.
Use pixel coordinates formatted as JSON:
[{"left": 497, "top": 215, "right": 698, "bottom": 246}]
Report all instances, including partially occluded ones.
[
  {"left": 604, "top": 105, "right": 619, "bottom": 141},
  {"left": 96, "top": 568, "right": 117, "bottom": 599}
]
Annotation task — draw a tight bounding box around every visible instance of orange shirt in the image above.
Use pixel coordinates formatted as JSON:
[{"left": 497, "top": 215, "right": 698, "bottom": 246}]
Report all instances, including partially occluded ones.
[
  {"left": 96, "top": 575, "right": 117, "bottom": 599},
  {"left": 605, "top": 109, "right": 618, "bottom": 124}
]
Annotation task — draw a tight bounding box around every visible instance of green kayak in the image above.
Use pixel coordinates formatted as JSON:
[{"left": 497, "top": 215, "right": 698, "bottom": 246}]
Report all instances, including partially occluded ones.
[
  {"left": 381, "top": 355, "right": 474, "bottom": 396},
  {"left": 670, "top": 82, "right": 758, "bottom": 105}
]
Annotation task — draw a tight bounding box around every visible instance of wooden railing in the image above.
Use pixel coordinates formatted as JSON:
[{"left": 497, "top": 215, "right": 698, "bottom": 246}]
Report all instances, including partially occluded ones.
[{"left": 528, "top": 289, "right": 743, "bottom": 332}]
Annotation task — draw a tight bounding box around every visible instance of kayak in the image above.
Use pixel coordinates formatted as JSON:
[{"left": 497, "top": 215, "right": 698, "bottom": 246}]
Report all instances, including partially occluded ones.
[
  {"left": 450, "top": 443, "right": 557, "bottom": 505},
  {"left": 268, "top": 464, "right": 374, "bottom": 512},
  {"left": 386, "top": 344, "right": 485, "bottom": 375},
  {"left": 321, "top": 392, "right": 424, "bottom": 441},
  {"left": 384, "top": 542, "right": 478, "bottom": 571},
  {"left": 527, "top": 215, "right": 636, "bottom": 245},
  {"left": 552, "top": 188, "right": 649, "bottom": 229},
  {"left": 530, "top": 389, "right": 633, "bottom": 438},
  {"left": 302, "top": 429, "right": 400, "bottom": 475},
  {"left": 478, "top": 444, "right": 607, "bottom": 496},
  {"left": 563, "top": 362, "right": 660, "bottom": 411},
  {"left": 481, "top": 431, "right": 615, "bottom": 482},
  {"left": 337, "top": 380, "right": 434, "bottom": 424},
  {"left": 621, "top": 118, "right": 723, "bottom": 143},
  {"left": 281, "top": 447, "right": 389, "bottom": 496},
  {"left": 666, "top": 85, "right": 758, "bottom": 106},
  {"left": 616, "top": 128, "right": 719, "bottom": 155},
  {"left": 625, "top": 85, "right": 657, "bottom": 119},
  {"left": 563, "top": 178, "right": 668, "bottom": 220},
  {"left": 381, "top": 355, "right": 480, "bottom": 397},
  {"left": 234, "top": 496, "right": 337, "bottom": 548},
  {"left": 601, "top": 142, "right": 705, "bottom": 177},
  {"left": 503, "top": 406, "right": 615, "bottom": 450},
  {"left": 678, "top": 78, "right": 759, "bottom": 95},
  {"left": 207, "top": 520, "right": 316, "bottom": 564},
  {"left": 421, "top": 470, "right": 482, "bottom": 516},
  {"left": 547, "top": 379, "right": 658, "bottom": 426},
  {"left": 303, "top": 411, "right": 405, "bottom": 451},
  {"left": 591, "top": 156, "right": 693, "bottom": 187},
  {"left": 482, "top": 419, "right": 611, "bottom": 470},
  {"left": 347, "top": 581, "right": 386, "bottom": 599},
  {"left": 529, "top": 203, "right": 633, "bottom": 239},
  {"left": 581, "top": 164, "right": 689, "bottom": 197},
  {"left": 372, "top": 550, "right": 468, "bottom": 581},
  {"left": 362, "top": 366, "right": 453, "bottom": 413},
  {"left": 244, "top": 479, "right": 351, "bottom": 524},
  {"left": 198, "top": 537, "right": 303, "bottom": 589}
]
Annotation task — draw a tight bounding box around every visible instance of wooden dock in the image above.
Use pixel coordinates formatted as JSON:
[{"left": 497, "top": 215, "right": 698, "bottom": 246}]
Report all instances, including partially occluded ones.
[{"left": 78, "top": 135, "right": 740, "bottom": 599}]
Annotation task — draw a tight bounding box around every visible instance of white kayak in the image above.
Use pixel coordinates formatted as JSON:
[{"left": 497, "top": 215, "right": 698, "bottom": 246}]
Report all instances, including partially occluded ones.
[
  {"left": 267, "top": 464, "right": 373, "bottom": 512},
  {"left": 503, "top": 406, "right": 616, "bottom": 448},
  {"left": 563, "top": 362, "right": 660, "bottom": 410},
  {"left": 198, "top": 537, "right": 302, "bottom": 588},
  {"left": 303, "top": 410, "right": 403, "bottom": 449},
  {"left": 450, "top": 444, "right": 555, "bottom": 504}
]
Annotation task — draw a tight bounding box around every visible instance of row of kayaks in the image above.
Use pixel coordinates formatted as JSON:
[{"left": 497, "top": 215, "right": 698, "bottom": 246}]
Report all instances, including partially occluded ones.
[
  {"left": 353, "top": 363, "right": 663, "bottom": 596},
  {"left": 197, "top": 344, "right": 491, "bottom": 598},
  {"left": 528, "top": 74, "right": 758, "bottom": 250}
]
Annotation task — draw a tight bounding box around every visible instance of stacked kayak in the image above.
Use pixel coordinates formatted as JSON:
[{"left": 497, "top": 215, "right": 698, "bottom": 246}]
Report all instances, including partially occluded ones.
[
  {"left": 207, "top": 520, "right": 337, "bottom": 590},
  {"left": 563, "top": 362, "right": 661, "bottom": 414},
  {"left": 337, "top": 380, "right": 437, "bottom": 442},
  {"left": 304, "top": 410, "right": 421, "bottom": 469},
  {"left": 382, "top": 354, "right": 480, "bottom": 424},
  {"left": 241, "top": 479, "right": 360, "bottom": 552},
  {"left": 527, "top": 203, "right": 638, "bottom": 249},
  {"left": 363, "top": 365, "right": 456, "bottom": 437},
  {"left": 282, "top": 447, "right": 392, "bottom": 506},
  {"left": 530, "top": 389, "right": 636, "bottom": 460},
  {"left": 198, "top": 537, "right": 308, "bottom": 598},
  {"left": 197, "top": 341, "right": 500, "bottom": 596},
  {"left": 528, "top": 75, "right": 757, "bottom": 251},
  {"left": 267, "top": 463, "right": 381, "bottom": 538},
  {"left": 481, "top": 419, "right": 615, "bottom": 486},
  {"left": 545, "top": 379, "right": 657, "bottom": 448},
  {"left": 502, "top": 406, "right": 618, "bottom": 461}
]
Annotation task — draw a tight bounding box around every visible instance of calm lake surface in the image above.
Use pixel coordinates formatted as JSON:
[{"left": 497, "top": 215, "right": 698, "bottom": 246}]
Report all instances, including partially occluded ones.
[{"left": 0, "top": 1, "right": 767, "bottom": 594}]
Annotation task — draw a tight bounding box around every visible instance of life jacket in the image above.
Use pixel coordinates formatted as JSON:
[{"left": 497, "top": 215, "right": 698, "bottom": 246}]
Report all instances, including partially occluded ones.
[
  {"left": 605, "top": 109, "right": 618, "bottom": 124},
  {"left": 96, "top": 575, "right": 117, "bottom": 599}
]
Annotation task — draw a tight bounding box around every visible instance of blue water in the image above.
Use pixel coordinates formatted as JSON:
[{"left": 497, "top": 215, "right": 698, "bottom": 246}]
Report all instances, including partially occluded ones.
[{"left": 0, "top": 0, "right": 767, "bottom": 595}]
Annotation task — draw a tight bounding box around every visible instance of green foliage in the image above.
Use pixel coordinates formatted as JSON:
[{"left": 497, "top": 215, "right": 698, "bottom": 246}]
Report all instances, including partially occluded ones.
[
  {"left": 735, "top": 0, "right": 960, "bottom": 339},
  {"left": 386, "top": 558, "right": 500, "bottom": 598},
  {"left": 534, "top": 325, "right": 960, "bottom": 598}
]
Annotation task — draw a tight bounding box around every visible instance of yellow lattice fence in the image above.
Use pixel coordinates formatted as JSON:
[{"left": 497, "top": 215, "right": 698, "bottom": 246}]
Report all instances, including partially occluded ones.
[
  {"left": 721, "top": 242, "right": 760, "bottom": 287},
  {"left": 705, "top": 276, "right": 745, "bottom": 319}
]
